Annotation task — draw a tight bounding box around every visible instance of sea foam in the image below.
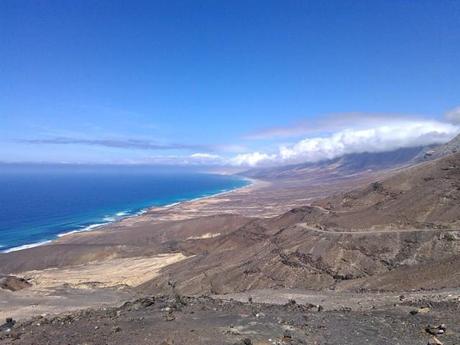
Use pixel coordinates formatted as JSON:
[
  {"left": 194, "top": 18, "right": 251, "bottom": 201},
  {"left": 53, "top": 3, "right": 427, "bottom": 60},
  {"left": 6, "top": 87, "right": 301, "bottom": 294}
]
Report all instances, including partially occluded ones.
[
  {"left": 3, "top": 240, "right": 53, "bottom": 253},
  {"left": 0, "top": 172, "right": 250, "bottom": 253}
]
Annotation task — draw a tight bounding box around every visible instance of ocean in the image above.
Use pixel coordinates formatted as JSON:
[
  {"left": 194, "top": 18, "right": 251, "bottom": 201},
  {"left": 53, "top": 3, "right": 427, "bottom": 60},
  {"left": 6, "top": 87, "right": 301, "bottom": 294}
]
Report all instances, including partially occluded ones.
[{"left": 0, "top": 165, "right": 249, "bottom": 253}]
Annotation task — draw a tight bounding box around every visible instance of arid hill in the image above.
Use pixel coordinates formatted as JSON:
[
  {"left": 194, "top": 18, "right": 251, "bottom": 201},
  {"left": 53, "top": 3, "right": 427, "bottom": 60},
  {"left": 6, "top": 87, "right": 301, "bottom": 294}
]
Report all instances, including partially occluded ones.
[
  {"left": 414, "top": 133, "right": 460, "bottom": 162},
  {"left": 142, "top": 153, "right": 460, "bottom": 295},
  {"left": 313, "top": 151, "right": 460, "bottom": 229},
  {"left": 242, "top": 146, "right": 425, "bottom": 180}
]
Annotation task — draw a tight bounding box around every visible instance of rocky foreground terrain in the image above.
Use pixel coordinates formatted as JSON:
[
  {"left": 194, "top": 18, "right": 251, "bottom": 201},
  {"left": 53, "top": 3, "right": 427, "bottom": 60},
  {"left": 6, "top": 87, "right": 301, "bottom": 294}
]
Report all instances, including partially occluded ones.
[
  {"left": 0, "top": 139, "right": 459, "bottom": 344},
  {"left": 1, "top": 292, "right": 459, "bottom": 345}
]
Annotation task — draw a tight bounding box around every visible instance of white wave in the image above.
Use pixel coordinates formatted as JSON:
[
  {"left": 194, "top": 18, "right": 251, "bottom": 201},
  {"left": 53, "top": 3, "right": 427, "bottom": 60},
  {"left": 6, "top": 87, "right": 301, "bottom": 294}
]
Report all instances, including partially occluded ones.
[
  {"left": 58, "top": 210, "right": 133, "bottom": 239},
  {"left": 103, "top": 210, "right": 130, "bottom": 222},
  {"left": 140, "top": 179, "right": 253, "bottom": 214},
  {"left": 57, "top": 222, "right": 107, "bottom": 238},
  {"left": 2, "top": 179, "right": 252, "bottom": 254},
  {"left": 163, "top": 202, "right": 180, "bottom": 208},
  {"left": 2, "top": 240, "right": 53, "bottom": 253}
]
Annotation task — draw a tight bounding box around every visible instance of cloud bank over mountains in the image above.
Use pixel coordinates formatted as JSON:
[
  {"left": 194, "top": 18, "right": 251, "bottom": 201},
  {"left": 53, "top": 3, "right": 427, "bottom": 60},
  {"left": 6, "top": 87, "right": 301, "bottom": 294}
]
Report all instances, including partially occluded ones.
[
  {"left": 230, "top": 119, "right": 458, "bottom": 167},
  {"left": 16, "top": 108, "right": 460, "bottom": 167}
]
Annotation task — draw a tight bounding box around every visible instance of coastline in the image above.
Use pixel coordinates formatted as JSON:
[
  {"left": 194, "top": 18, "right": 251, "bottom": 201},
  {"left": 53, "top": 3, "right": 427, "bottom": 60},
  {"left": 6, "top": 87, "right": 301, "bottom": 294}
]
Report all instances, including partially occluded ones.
[
  {"left": 0, "top": 177, "right": 265, "bottom": 320},
  {"left": 1, "top": 176, "right": 255, "bottom": 254},
  {"left": 141, "top": 176, "right": 259, "bottom": 213}
]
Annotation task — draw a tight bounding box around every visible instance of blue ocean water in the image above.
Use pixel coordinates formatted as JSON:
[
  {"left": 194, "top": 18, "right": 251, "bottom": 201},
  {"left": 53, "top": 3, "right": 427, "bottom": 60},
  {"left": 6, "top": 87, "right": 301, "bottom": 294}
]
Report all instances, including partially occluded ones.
[{"left": 0, "top": 166, "right": 249, "bottom": 253}]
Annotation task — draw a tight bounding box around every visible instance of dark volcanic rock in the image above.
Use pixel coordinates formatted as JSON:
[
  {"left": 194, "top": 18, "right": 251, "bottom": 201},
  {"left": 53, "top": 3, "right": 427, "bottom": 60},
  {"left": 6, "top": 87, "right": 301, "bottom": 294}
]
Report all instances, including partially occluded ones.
[
  {"left": 0, "top": 318, "right": 15, "bottom": 332},
  {"left": 0, "top": 295, "right": 459, "bottom": 345}
]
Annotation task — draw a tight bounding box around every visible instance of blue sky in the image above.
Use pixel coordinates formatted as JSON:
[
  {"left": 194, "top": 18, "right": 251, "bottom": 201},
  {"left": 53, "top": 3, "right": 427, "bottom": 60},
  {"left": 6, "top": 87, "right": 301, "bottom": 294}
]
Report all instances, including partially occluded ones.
[{"left": 1, "top": 0, "right": 459, "bottom": 166}]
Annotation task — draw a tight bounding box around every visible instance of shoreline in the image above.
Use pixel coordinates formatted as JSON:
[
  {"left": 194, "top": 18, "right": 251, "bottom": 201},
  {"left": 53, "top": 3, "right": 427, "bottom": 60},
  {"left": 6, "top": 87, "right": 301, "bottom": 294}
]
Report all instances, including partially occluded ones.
[{"left": 1, "top": 176, "right": 255, "bottom": 254}]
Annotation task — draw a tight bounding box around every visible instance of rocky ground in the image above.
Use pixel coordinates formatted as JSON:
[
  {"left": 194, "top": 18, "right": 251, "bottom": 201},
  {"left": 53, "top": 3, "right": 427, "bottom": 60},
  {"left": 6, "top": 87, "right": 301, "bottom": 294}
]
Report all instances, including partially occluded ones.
[{"left": 0, "top": 292, "right": 459, "bottom": 345}]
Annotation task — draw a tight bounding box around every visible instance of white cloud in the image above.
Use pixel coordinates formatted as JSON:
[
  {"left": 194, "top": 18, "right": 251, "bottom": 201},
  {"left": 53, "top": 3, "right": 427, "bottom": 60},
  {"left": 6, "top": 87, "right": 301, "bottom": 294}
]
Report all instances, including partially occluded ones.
[
  {"left": 244, "top": 112, "right": 427, "bottom": 140},
  {"left": 445, "top": 106, "right": 460, "bottom": 124},
  {"left": 230, "top": 152, "right": 276, "bottom": 167},
  {"left": 56, "top": 116, "right": 458, "bottom": 167},
  {"left": 190, "top": 153, "right": 221, "bottom": 160},
  {"left": 188, "top": 153, "right": 224, "bottom": 165},
  {"left": 231, "top": 120, "right": 459, "bottom": 167}
]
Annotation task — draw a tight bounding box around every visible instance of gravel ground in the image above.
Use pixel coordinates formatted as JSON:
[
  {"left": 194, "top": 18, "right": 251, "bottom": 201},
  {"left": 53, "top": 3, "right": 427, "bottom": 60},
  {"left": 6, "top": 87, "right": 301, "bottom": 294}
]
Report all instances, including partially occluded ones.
[{"left": 0, "top": 293, "right": 458, "bottom": 345}]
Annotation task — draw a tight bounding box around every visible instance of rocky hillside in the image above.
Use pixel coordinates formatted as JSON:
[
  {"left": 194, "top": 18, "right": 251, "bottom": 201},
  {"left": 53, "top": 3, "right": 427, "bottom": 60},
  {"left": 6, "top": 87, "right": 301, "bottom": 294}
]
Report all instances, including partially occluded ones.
[
  {"left": 313, "top": 151, "right": 460, "bottom": 229},
  {"left": 414, "top": 133, "right": 460, "bottom": 162},
  {"left": 243, "top": 133, "right": 460, "bottom": 182},
  {"left": 142, "top": 153, "right": 460, "bottom": 295},
  {"left": 242, "top": 147, "right": 425, "bottom": 181}
]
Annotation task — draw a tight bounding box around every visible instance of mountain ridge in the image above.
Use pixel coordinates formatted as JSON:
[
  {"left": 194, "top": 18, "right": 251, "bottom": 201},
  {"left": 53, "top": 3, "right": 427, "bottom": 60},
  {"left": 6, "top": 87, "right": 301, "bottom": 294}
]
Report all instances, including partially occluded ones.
[
  {"left": 242, "top": 146, "right": 426, "bottom": 181},
  {"left": 413, "top": 133, "right": 460, "bottom": 162},
  {"left": 141, "top": 151, "right": 460, "bottom": 295}
]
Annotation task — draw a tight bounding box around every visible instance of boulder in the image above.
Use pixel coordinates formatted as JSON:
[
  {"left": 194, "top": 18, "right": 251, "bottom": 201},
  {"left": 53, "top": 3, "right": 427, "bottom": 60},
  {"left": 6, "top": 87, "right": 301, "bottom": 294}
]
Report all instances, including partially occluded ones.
[{"left": 0, "top": 276, "right": 31, "bottom": 291}]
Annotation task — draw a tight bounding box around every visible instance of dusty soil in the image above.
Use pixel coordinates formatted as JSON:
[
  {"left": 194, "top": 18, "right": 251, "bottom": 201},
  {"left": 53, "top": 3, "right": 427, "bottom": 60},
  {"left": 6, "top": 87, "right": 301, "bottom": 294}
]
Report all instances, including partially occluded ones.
[
  {"left": 0, "top": 293, "right": 459, "bottom": 345},
  {"left": 19, "top": 253, "right": 187, "bottom": 290}
]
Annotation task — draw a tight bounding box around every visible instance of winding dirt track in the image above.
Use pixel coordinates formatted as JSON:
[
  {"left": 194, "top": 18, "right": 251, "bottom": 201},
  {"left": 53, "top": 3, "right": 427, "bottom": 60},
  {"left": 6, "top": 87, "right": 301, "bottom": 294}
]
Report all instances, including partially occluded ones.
[{"left": 296, "top": 223, "right": 460, "bottom": 235}]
